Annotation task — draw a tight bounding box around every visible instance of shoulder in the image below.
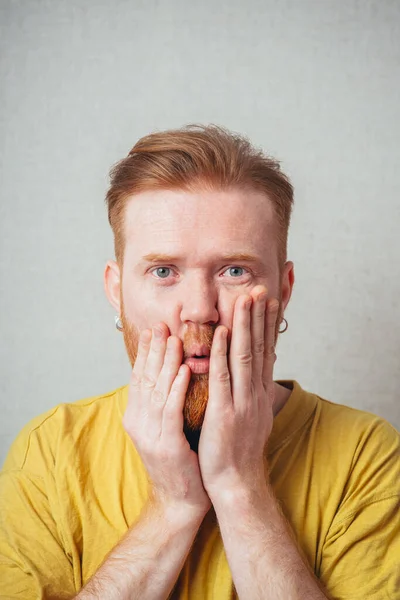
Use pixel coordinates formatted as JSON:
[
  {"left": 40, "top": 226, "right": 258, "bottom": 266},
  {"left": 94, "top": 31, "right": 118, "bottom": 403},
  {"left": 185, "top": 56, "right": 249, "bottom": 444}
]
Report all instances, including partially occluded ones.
[
  {"left": 315, "top": 393, "right": 400, "bottom": 455},
  {"left": 2, "top": 385, "right": 128, "bottom": 475},
  {"left": 312, "top": 392, "right": 400, "bottom": 507}
]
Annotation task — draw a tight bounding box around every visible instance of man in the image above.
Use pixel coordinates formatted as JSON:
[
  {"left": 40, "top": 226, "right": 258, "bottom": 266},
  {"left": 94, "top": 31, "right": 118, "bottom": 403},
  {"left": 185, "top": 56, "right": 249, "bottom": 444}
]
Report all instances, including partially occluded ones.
[{"left": 1, "top": 125, "right": 399, "bottom": 599}]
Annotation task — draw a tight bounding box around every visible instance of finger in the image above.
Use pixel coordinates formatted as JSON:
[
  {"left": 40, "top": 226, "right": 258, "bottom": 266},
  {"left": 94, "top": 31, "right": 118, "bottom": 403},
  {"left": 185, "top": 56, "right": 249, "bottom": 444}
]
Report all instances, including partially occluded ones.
[
  {"left": 152, "top": 336, "right": 183, "bottom": 408},
  {"left": 132, "top": 328, "right": 152, "bottom": 377},
  {"left": 228, "top": 295, "right": 252, "bottom": 410},
  {"left": 142, "top": 323, "right": 169, "bottom": 393},
  {"left": 128, "top": 328, "right": 152, "bottom": 416},
  {"left": 262, "top": 299, "right": 280, "bottom": 387},
  {"left": 162, "top": 364, "right": 191, "bottom": 438},
  {"left": 209, "top": 325, "right": 232, "bottom": 412},
  {"left": 250, "top": 289, "right": 268, "bottom": 384}
]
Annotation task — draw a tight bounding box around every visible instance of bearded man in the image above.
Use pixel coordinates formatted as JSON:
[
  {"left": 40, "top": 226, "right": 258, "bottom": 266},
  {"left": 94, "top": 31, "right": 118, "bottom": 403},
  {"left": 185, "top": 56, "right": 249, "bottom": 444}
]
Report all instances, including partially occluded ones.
[{"left": 1, "top": 125, "right": 399, "bottom": 600}]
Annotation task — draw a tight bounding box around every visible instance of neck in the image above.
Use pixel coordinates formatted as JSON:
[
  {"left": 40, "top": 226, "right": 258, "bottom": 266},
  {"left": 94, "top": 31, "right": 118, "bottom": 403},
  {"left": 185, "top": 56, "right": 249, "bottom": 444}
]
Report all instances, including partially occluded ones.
[{"left": 273, "top": 381, "right": 292, "bottom": 417}]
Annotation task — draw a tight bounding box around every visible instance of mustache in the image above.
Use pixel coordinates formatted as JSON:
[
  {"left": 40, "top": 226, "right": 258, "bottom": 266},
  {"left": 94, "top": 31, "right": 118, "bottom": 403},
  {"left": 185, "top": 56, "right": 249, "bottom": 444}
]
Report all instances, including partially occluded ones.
[{"left": 182, "top": 324, "right": 215, "bottom": 359}]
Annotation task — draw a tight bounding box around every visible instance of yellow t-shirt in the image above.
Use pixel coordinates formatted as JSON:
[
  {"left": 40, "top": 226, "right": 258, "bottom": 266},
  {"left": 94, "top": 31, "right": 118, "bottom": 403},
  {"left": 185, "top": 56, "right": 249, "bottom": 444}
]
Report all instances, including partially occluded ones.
[{"left": 1, "top": 380, "right": 399, "bottom": 599}]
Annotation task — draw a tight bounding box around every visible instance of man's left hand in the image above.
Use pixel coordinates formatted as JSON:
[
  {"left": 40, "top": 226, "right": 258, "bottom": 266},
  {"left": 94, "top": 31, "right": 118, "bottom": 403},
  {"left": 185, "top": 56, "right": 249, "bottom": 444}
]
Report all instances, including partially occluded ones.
[{"left": 198, "top": 285, "right": 280, "bottom": 501}]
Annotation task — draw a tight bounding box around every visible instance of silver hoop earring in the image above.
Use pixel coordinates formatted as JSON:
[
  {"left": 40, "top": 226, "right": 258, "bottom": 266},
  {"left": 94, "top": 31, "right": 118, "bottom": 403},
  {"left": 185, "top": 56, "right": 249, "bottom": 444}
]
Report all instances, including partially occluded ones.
[
  {"left": 279, "top": 317, "right": 288, "bottom": 334},
  {"left": 115, "top": 316, "right": 123, "bottom": 332}
]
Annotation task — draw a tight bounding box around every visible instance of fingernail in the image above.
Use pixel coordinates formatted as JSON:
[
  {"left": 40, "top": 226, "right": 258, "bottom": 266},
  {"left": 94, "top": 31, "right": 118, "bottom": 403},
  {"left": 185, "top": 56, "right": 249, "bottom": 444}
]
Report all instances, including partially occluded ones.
[
  {"left": 244, "top": 298, "right": 252, "bottom": 309},
  {"left": 153, "top": 326, "right": 162, "bottom": 339}
]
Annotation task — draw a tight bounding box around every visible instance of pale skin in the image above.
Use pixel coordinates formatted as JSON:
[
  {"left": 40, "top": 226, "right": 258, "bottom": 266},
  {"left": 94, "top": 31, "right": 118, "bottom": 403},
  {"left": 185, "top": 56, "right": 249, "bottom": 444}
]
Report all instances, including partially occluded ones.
[{"left": 77, "top": 187, "right": 329, "bottom": 599}]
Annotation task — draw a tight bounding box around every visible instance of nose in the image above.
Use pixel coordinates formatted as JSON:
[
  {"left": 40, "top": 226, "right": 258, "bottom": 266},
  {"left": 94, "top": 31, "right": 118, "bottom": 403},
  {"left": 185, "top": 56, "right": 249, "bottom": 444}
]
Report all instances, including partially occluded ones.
[{"left": 179, "top": 275, "right": 219, "bottom": 326}]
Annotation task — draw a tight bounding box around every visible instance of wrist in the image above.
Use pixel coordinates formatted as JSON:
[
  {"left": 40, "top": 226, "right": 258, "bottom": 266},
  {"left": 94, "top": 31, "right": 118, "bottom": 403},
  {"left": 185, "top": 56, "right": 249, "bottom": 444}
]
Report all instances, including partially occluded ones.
[
  {"left": 147, "top": 494, "right": 210, "bottom": 528},
  {"left": 210, "top": 480, "right": 274, "bottom": 514},
  {"left": 205, "top": 459, "right": 271, "bottom": 506}
]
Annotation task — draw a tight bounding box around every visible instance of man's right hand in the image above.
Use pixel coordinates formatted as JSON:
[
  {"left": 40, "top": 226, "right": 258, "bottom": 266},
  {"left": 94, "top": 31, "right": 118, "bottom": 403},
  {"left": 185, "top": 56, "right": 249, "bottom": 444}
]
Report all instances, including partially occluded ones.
[
  {"left": 122, "top": 323, "right": 211, "bottom": 516},
  {"left": 77, "top": 325, "right": 209, "bottom": 598}
]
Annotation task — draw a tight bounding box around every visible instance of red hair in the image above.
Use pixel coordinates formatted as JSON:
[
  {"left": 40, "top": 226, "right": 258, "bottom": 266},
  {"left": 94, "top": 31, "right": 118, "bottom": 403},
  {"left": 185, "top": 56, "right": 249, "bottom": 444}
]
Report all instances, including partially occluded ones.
[{"left": 105, "top": 124, "right": 294, "bottom": 270}]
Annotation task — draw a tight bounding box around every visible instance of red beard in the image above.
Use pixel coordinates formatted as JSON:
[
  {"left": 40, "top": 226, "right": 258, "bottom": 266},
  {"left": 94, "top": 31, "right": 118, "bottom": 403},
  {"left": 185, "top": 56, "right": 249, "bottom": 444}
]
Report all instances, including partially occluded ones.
[
  {"left": 119, "top": 295, "right": 283, "bottom": 431},
  {"left": 120, "top": 298, "right": 214, "bottom": 431}
]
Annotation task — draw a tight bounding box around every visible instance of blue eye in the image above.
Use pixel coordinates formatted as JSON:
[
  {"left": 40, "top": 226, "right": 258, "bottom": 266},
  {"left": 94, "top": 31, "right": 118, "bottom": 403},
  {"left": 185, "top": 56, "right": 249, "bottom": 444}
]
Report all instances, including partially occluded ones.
[
  {"left": 154, "top": 267, "right": 171, "bottom": 279},
  {"left": 225, "top": 266, "right": 246, "bottom": 277}
]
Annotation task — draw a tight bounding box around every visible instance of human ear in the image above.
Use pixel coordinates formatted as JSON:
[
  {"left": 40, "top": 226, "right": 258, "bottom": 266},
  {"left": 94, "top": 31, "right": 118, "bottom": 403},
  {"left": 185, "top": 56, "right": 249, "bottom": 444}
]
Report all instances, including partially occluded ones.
[
  {"left": 104, "top": 259, "right": 121, "bottom": 314},
  {"left": 280, "top": 261, "right": 295, "bottom": 312}
]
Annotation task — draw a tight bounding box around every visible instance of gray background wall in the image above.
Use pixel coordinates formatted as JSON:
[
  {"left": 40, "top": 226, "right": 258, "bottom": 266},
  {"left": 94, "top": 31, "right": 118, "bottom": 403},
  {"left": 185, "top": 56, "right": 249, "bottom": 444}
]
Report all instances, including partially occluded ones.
[{"left": 1, "top": 0, "right": 399, "bottom": 466}]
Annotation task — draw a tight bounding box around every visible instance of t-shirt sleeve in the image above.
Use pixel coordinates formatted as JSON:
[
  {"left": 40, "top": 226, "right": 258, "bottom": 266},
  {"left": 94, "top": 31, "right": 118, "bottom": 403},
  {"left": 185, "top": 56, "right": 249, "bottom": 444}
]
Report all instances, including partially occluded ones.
[
  {"left": 0, "top": 468, "right": 76, "bottom": 599},
  {"left": 320, "top": 494, "right": 400, "bottom": 599},
  {"left": 319, "top": 418, "right": 400, "bottom": 599},
  {"left": 1, "top": 412, "right": 77, "bottom": 599}
]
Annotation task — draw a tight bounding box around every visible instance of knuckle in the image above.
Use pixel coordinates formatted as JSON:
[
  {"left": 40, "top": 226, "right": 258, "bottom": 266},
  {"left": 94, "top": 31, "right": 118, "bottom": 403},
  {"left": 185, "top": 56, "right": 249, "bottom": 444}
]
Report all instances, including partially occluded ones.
[
  {"left": 139, "top": 336, "right": 150, "bottom": 350},
  {"left": 256, "top": 306, "right": 266, "bottom": 320},
  {"left": 142, "top": 373, "right": 157, "bottom": 390},
  {"left": 217, "top": 369, "right": 231, "bottom": 383},
  {"left": 237, "top": 352, "right": 252, "bottom": 365},
  {"left": 152, "top": 388, "right": 166, "bottom": 404},
  {"left": 253, "top": 339, "right": 264, "bottom": 354},
  {"left": 149, "top": 345, "right": 162, "bottom": 357},
  {"left": 130, "top": 372, "right": 141, "bottom": 387}
]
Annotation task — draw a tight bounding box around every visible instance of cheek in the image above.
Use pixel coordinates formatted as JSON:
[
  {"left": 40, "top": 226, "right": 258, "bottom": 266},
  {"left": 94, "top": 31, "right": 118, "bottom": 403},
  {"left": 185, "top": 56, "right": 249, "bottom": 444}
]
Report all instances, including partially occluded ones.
[
  {"left": 145, "top": 296, "right": 177, "bottom": 327},
  {"left": 216, "top": 289, "right": 241, "bottom": 331},
  {"left": 121, "top": 279, "right": 151, "bottom": 327},
  {"left": 123, "top": 284, "right": 179, "bottom": 331}
]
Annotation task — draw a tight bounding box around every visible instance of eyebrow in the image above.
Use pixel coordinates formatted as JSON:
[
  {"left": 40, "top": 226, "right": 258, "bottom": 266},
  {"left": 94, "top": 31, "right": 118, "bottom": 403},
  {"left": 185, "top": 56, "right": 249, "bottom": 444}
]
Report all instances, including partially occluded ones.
[{"left": 141, "top": 252, "right": 262, "bottom": 264}]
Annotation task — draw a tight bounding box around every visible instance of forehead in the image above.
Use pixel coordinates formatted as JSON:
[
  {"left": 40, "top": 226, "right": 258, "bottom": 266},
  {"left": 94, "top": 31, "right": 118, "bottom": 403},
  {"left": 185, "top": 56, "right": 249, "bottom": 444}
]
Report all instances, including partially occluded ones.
[{"left": 123, "top": 187, "right": 277, "bottom": 261}]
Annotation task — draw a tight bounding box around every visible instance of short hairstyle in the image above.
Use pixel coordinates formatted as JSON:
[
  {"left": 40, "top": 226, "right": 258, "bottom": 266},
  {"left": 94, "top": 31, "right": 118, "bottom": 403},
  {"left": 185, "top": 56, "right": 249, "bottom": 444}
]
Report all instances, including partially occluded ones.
[{"left": 105, "top": 124, "right": 294, "bottom": 270}]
